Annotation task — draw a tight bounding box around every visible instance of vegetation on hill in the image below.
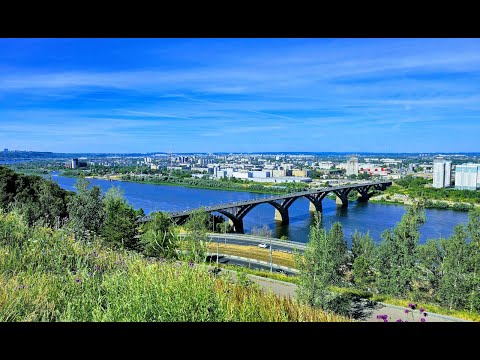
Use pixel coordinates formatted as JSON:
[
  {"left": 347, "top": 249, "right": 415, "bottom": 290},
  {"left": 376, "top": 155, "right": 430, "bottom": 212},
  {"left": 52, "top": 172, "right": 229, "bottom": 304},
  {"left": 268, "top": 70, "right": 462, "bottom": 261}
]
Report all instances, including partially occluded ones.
[
  {"left": 295, "top": 202, "right": 480, "bottom": 317},
  {"left": 384, "top": 175, "right": 480, "bottom": 205}
]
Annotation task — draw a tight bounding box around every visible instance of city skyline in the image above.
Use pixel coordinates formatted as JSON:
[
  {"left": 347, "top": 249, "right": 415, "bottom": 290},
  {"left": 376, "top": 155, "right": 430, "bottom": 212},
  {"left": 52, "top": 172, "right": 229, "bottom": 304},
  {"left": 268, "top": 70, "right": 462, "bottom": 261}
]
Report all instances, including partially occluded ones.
[{"left": 1, "top": 38, "right": 480, "bottom": 153}]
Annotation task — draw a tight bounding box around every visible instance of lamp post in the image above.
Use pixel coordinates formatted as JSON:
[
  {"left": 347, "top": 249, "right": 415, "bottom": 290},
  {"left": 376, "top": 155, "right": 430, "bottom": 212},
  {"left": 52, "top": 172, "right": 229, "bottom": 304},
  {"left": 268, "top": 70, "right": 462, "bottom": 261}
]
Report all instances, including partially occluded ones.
[{"left": 269, "top": 236, "right": 272, "bottom": 273}]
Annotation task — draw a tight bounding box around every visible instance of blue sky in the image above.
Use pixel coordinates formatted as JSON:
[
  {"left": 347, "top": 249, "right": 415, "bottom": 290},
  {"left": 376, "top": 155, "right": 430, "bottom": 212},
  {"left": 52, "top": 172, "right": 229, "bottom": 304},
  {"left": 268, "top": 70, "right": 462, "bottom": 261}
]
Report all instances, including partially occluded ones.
[{"left": 1, "top": 38, "right": 479, "bottom": 153}]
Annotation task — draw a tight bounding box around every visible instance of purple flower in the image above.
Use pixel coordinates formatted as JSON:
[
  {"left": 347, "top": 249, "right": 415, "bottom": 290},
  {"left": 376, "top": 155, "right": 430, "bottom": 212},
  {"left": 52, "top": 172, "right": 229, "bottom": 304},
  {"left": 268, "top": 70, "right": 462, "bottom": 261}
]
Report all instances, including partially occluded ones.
[
  {"left": 75, "top": 278, "right": 81, "bottom": 283},
  {"left": 421, "top": 318, "right": 426, "bottom": 322},
  {"left": 404, "top": 309, "right": 409, "bottom": 314},
  {"left": 189, "top": 262, "right": 194, "bottom": 268},
  {"left": 419, "top": 307, "right": 425, "bottom": 313},
  {"left": 408, "top": 303, "right": 417, "bottom": 310},
  {"left": 383, "top": 319, "right": 388, "bottom": 322},
  {"left": 423, "top": 312, "right": 428, "bottom": 317},
  {"left": 396, "top": 319, "right": 403, "bottom": 322}
]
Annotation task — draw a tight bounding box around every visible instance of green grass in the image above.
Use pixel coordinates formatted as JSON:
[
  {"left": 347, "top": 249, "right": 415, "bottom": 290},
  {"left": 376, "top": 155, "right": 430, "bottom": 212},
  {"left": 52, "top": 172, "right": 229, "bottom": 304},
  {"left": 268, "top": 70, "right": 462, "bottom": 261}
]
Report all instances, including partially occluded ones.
[
  {"left": 215, "top": 263, "right": 300, "bottom": 284},
  {"left": 0, "top": 210, "right": 348, "bottom": 322}
]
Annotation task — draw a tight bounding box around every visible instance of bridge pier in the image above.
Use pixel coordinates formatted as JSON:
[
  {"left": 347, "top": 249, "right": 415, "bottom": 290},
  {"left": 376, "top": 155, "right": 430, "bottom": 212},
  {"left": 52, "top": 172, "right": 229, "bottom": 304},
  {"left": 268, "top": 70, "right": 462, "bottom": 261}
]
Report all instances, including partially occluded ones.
[
  {"left": 274, "top": 208, "right": 289, "bottom": 224},
  {"left": 228, "top": 218, "right": 244, "bottom": 234},
  {"left": 309, "top": 200, "right": 323, "bottom": 212},
  {"left": 335, "top": 195, "right": 349, "bottom": 208}
]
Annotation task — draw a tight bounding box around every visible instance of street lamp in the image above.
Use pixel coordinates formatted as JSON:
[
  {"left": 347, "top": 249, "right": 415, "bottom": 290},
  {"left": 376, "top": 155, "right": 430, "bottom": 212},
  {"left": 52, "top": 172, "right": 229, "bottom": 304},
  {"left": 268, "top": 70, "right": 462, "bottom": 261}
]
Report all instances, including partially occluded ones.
[{"left": 269, "top": 236, "right": 272, "bottom": 273}]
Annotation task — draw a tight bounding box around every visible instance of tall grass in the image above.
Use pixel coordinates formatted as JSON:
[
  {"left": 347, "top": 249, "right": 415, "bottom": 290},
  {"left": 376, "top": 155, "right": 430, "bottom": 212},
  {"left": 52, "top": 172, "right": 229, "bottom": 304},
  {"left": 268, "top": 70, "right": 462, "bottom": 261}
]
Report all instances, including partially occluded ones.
[{"left": 0, "top": 210, "right": 348, "bottom": 322}]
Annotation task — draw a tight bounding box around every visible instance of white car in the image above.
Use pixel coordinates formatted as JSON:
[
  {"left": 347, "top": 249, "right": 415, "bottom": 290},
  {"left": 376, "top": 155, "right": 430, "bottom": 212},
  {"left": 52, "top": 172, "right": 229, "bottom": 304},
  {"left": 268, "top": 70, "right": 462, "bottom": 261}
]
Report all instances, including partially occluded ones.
[{"left": 258, "top": 243, "right": 269, "bottom": 249}]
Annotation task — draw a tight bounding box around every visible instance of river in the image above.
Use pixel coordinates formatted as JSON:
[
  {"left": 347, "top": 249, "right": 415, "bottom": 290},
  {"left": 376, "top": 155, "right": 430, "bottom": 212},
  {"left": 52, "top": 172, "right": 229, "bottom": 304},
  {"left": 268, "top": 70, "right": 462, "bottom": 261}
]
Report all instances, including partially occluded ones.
[{"left": 48, "top": 173, "right": 470, "bottom": 246}]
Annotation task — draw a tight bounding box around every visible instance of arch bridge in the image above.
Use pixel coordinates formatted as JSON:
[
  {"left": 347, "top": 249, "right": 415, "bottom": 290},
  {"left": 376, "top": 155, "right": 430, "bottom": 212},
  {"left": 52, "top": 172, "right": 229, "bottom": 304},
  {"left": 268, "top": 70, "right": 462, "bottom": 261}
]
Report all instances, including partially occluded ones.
[{"left": 140, "top": 181, "right": 392, "bottom": 233}]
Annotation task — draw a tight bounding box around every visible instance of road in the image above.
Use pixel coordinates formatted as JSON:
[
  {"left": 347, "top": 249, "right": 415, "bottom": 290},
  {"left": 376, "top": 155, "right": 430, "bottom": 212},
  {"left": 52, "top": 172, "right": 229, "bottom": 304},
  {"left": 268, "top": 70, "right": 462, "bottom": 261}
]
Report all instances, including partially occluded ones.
[
  {"left": 244, "top": 275, "right": 470, "bottom": 322},
  {"left": 205, "top": 254, "right": 297, "bottom": 275},
  {"left": 207, "top": 233, "right": 306, "bottom": 254}
]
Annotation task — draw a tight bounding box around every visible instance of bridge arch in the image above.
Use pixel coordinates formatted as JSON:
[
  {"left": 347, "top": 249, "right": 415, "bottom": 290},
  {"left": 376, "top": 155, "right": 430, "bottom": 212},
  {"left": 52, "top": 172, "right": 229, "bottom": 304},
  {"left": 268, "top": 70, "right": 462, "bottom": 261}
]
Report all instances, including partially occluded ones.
[{"left": 237, "top": 201, "right": 290, "bottom": 225}]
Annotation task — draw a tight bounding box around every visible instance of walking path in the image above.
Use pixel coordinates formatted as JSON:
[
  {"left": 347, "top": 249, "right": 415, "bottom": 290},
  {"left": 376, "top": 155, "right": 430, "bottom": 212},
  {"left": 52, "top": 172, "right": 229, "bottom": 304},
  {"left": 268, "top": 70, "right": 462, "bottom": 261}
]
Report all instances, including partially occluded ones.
[{"left": 245, "top": 273, "right": 471, "bottom": 322}]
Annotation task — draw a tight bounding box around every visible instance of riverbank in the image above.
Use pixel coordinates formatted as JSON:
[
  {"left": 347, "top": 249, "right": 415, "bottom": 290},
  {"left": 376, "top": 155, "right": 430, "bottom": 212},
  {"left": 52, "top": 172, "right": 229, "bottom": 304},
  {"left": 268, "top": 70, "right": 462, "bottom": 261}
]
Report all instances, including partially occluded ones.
[
  {"left": 74, "top": 173, "right": 300, "bottom": 195},
  {"left": 370, "top": 194, "right": 480, "bottom": 211}
]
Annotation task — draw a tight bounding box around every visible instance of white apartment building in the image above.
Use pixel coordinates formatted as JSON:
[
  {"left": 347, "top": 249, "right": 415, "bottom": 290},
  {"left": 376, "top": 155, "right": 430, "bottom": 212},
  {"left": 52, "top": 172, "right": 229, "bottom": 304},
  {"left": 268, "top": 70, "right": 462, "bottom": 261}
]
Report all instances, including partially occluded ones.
[
  {"left": 433, "top": 158, "right": 452, "bottom": 188},
  {"left": 455, "top": 163, "right": 480, "bottom": 190}
]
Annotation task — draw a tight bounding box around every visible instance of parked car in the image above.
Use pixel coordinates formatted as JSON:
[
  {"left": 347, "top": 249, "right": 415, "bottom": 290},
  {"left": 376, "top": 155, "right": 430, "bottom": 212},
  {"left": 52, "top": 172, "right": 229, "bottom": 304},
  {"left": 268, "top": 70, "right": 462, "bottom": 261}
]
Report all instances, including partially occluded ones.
[{"left": 258, "top": 243, "right": 269, "bottom": 249}]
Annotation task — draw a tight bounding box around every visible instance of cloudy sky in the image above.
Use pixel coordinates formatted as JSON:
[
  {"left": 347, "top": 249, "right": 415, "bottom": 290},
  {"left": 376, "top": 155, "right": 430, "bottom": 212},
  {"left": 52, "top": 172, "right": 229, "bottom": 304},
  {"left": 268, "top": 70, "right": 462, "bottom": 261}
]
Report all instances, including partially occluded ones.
[{"left": 1, "top": 38, "right": 479, "bottom": 153}]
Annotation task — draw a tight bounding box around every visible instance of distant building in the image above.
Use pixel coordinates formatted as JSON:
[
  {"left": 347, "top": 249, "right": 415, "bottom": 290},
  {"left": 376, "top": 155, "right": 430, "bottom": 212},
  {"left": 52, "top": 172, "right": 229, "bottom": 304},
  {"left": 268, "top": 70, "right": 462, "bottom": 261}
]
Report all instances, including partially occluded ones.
[
  {"left": 432, "top": 157, "right": 452, "bottom": 188},
  {"left": 455, "top": 163, "right": 480, "bottom": 190},
  {"left": 71, "top": 158, "right": 79, "bottom": 169},
  {"left": 292, "top": 169, "right": 310, "bottom": 177},
  {"left": 346, "top": 156, "right": 359, "bottom": 176}
]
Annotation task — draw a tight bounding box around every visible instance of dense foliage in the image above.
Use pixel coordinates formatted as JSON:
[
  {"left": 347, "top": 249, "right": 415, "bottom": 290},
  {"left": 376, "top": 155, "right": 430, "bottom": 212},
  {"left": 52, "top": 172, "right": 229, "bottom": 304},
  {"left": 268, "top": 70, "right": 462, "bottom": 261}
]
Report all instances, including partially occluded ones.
[
  {"left": 0, "top": 210, "right": 346, "bottom": 322},
  {"left": 386, "top": 175, "right": 480, "bottom": 205},
  {"left": 0, "top": 166, "right": 72, "bottom": 227}
]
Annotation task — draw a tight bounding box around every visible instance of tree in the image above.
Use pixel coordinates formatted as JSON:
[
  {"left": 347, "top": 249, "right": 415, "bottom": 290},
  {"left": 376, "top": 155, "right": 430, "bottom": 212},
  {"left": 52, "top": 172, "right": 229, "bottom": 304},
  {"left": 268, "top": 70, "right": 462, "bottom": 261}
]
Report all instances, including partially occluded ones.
[
  {"left": 351, "top": 231, "right": 376, "bottom": 291},
  {"left": 466, "top": 209, "right": 480, "bottom": 311},
  {"left": 415, "top": 238, "right": 444, "bottom": 303},
  {"left": 295, "top": 215, "right": 347, "bottom": 309},
  {"left": 375, "top": 203, "right": 426, "bottom": 298},
  {"left": 251, "top": 224, "right": 272, "bottom": 238},
  {"left": 438, "top": 224, "right": 470, "bottom": 310},
  {"left": 182, "top": 208, "right": 210, "bottom": 263},
  {"left": 101, "top": 186, "right": 138, "bottom": 250},
  {"left": 140, "top": 211, "right": 178, "bottom": 259},
  {"left": 67, "top": 175, "right": 105, "bottom": 240},
  {"left": 327, "top": 222, "right": 348, "bottom": 283}
]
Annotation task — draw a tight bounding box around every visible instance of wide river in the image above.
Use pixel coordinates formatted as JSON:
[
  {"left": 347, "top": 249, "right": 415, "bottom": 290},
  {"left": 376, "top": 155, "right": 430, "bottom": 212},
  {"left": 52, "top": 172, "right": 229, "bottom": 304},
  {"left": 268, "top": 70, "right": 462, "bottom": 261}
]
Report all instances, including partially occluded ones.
[{"left": 49, "top": 173, "right": 469, "bottom": 246}]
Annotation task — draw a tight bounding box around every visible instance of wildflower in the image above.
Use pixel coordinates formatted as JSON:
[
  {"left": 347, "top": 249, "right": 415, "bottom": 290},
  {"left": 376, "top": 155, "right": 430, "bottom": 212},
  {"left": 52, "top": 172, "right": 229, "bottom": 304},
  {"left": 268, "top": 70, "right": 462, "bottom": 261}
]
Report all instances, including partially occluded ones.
[
  {"left": 419, "top": 307, "right": 425, "bottom": 313},
  {"left": 75, "top": 278, "right": 81, "bottom": 283},
  {"left": 404, "top": 309, "right": 409, "bottom": 314},
  {"left": 396, "top": 319, "right": 403, "bottom": 322},
  {"left": 383, "top": 319, "right": 388, "bottom": 322},
  {"left": 189, "top": 262, "right": 194, "bottom": 268},
  {"left": 423, "top": 312, "right": 428, "bottom": 317},
  {"left": 421, "top": 318, "right": 426, "bottom": 322}
]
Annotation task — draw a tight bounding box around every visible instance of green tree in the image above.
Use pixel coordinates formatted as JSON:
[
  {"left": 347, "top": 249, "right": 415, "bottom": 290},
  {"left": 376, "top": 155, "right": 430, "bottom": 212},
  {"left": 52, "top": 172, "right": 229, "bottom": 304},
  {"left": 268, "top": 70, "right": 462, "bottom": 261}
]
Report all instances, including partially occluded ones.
[
  {"left": 101, "top": 186, "right": 138, "bottom": 250},
  {"left": 351, "top": 231, "right": 376, "bottom": 291},
  {"left": 415, "top": 238, "right": 444, "bottom": 303},
  {"left": 182, "top": 208, "right": 210, "bottom": 262},
  {"left": 466, "top": 209, "right": 480, "bottom": 311},
  {"left": 140, "top": 212, "right": 178, "bottom": 259},
  {"left": 375, "top": 203, "right": 426, "bottom": 298},
  {"left": 67, "top": 175, "right": 105, "bottom": 240},
  {"left": 327, "top": 222, "right": 348, "bottom": 282},
  {"left": 295, "top": 215, "right": 347, "bottom": 309},
  {"left": 438, "top": 224, "right": 470, "bottom": 310}
]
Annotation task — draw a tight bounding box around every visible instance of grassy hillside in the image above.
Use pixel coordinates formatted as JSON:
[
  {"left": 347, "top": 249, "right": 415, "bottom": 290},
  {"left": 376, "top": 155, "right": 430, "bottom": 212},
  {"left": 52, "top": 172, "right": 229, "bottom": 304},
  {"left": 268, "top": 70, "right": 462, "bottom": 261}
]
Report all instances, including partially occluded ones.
[{"left": 0, "top": 210, "right": 348, "bottom": 322}]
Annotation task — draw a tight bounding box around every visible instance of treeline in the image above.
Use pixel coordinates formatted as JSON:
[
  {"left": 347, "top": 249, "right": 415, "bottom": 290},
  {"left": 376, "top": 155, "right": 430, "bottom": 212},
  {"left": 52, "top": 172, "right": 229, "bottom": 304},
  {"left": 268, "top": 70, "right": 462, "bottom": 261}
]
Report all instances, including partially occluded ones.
[
  {"left": 0, "top": 166, "right": 72, "bottom": 227},
  {"left": 388, "top": 175, "right": 480, "bottom": 204},
  {"left": 297, "top": 203, "right": 480, "bottom": 314},
  {"left": 120, "top": 174, "right": 308, "bottom": 194},
  {"left": 0, "top": 166, "right": 214, "bottom": 262}
]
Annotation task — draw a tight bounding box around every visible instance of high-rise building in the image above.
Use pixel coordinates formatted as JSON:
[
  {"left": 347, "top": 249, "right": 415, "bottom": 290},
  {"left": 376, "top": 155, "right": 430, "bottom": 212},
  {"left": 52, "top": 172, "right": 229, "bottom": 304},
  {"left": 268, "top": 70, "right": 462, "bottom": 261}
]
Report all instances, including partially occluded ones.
[
  {"left": 346, "top": 156, "right": 359, "bottom": 176},
  {"left": 433, "top": 157, "right": 451, "bottom": 188},
  {"left": 71, "top": 158, "right": 79, "bottom": 169},
  {"left": 455, "top": 163, "right": 480, "bottom": 190}
]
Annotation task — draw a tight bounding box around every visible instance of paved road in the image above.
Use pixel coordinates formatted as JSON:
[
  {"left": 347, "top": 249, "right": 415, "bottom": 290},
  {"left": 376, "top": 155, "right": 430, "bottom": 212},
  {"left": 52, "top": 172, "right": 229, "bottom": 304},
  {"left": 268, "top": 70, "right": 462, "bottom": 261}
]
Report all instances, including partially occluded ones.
[
  {"left": 206, "top": 254, "right": 297, "bottom": 275},
  {"left": 208, "top": 234, "right": 305, "bottom": 254},
  {"left": 243, "top": 275, "right": 470, "bottom": 322}
]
